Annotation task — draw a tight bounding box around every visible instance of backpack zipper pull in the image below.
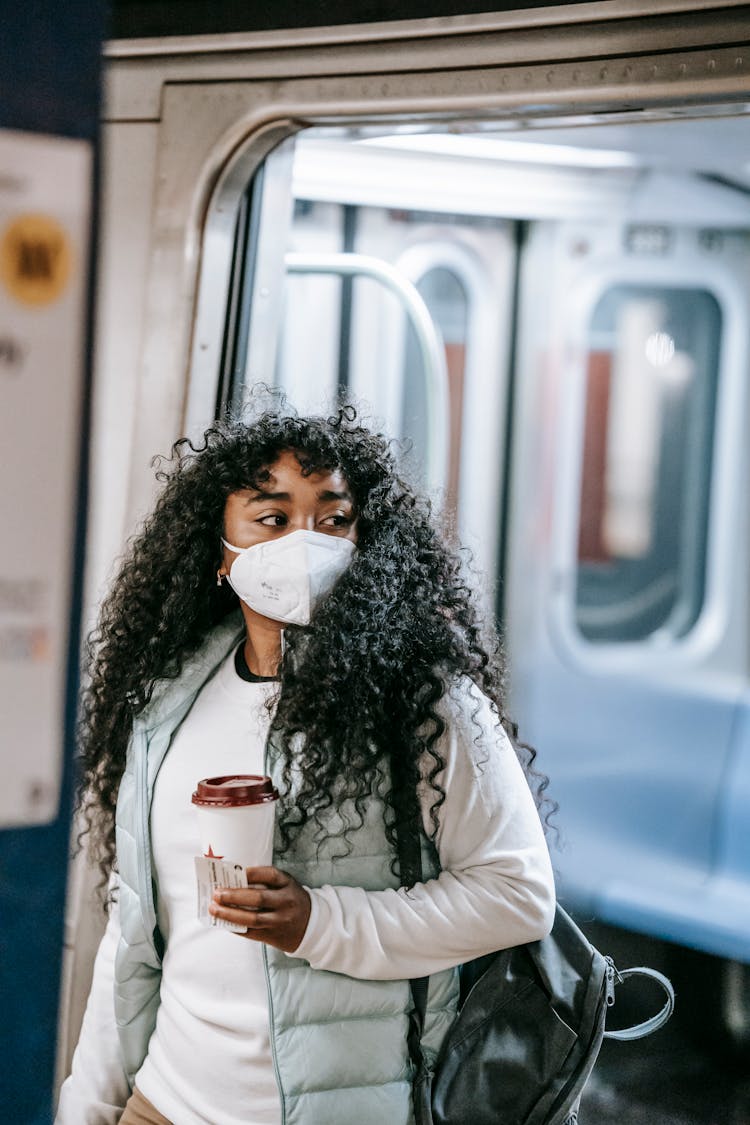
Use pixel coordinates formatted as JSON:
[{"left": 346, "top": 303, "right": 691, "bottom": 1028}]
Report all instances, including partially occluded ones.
[{"left": 605, "top": 957, "right": 620, "bottom": 1007}]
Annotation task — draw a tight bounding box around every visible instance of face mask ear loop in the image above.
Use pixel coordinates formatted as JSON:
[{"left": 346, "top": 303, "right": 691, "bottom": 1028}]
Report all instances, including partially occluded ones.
[{"left": 221, "top": 537, "right": 245, "bottom": 554}]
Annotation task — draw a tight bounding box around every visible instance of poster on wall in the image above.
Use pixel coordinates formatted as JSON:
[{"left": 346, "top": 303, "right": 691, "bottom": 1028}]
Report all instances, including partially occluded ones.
[{"left": 0, "top": 129, "right": 91, "bottom": 828}]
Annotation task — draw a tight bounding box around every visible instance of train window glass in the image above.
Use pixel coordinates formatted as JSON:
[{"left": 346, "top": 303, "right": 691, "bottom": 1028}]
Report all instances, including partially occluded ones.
[
  {"left": 575, "top": 285, "right": 721, "bottom": 643},
  {"left": 251, "top": 166, "right": 497, "bottom": 495},
  {"left": 401, "top": 267, "right": 468, "bottom": 509}
]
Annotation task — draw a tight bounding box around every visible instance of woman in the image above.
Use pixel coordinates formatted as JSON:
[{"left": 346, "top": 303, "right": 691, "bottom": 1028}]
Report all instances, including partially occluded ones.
[{"left": 58, "top": 404, "right": 556, "bottom": 1125}]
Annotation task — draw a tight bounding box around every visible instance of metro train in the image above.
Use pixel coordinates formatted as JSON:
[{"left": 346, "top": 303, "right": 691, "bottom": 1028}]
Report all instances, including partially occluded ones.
[{"left": 59, "top": 0, "right": 750, "bottom": 1089}]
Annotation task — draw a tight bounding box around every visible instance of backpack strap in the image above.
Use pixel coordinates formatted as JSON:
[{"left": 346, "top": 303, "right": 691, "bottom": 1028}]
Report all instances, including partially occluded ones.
[
  {"left": 408, "top": 976, "right": 430, "bottom": 1060},
  {"left": 395, "top": 802, "right": 432, "bottom": 1074},
  {"left": 603, "top": 966, "right": 675, "bottom": 1041}
]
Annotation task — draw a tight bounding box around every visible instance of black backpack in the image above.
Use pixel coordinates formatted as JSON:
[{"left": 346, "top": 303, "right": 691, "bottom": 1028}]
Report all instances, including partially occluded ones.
[
  {"left": 406, "top": 903, "right": 675, "bottom": 1125},
  {"left": 396, "top": 799, "right": 676, "bottom": 1125}
]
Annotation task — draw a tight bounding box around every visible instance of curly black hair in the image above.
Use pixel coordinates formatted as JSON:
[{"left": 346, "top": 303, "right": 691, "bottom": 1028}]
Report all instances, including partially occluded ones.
[{"left": 77, "top": 401, "right": 554, "bottom": 888}]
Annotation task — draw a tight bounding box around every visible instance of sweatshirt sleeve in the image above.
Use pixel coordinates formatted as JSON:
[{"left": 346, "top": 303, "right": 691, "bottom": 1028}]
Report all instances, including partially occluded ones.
[
  {"left": 55, "top": 884, "right": 131, "bottom": 1124},
  {"left": 292, "top": 679, "right": 556, "bottom": 980}
]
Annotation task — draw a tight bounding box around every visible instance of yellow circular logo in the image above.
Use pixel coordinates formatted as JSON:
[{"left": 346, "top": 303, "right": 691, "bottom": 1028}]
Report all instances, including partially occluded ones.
[{"left": 0, "top": 213, "right": 72, "bottom": 306}]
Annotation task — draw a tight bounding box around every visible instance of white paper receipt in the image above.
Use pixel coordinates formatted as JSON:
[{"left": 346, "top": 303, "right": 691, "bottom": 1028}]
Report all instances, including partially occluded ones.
[{"left": 194, "top": 855, "right": 249, "bottom": 933}]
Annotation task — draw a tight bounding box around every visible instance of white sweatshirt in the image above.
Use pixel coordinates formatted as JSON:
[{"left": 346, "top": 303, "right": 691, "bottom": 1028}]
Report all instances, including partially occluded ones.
[{"left": 57, "top": 648, "right": 555, "bottom": 1125}]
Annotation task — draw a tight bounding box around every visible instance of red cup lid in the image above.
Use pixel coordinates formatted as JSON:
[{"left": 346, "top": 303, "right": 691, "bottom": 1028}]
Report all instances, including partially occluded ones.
[{"left": 191, "top": 774, "right": 279, "bottom": 808}]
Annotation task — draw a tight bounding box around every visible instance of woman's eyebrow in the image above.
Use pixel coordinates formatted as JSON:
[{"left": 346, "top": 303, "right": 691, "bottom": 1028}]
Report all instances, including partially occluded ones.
[
  {"left": 243, "top": 490, "right": 291, "bottom": 504},
  {"left": 241, "top": 488, "right": 352, "bottom": 504},
  {"left": 317, "top": 489, "right": 352, "bottom": 502}
]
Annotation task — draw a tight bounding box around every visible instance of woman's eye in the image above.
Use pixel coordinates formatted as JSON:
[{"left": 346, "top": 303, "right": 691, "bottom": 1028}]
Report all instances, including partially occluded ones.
[
  {"left": 258, "top": 513, "right": 287, "bottom": 527},
  {"left": 322, "top": 513, "right": 353, "bottom": 528}
]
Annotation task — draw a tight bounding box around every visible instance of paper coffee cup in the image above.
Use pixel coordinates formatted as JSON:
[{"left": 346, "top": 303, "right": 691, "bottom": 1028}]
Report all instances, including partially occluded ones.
[{"left": 192, "top": 775, "right": 279, "bottom": 867}]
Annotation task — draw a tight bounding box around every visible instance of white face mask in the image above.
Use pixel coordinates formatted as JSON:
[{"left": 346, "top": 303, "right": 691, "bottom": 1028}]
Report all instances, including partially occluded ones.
[{"left": 221, "top": 528, "right": 356, "bottom": 626}]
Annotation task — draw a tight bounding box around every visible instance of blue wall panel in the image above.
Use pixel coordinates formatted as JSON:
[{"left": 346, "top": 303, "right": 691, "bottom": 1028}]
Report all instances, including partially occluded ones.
[{"left": 0, "top": 7, "right": 104, "bottom": 1122}]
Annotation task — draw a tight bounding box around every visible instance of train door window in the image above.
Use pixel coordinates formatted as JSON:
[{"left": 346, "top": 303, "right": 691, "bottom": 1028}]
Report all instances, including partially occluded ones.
[
  {"left": 575, "top": 285, "right": 721, "bottom": 643},
  {"left": 220, "top": 133, "right": 516, "bottom": 507},
  {"left": 271, "top": 216, "right": 451, "bottom": 494},
  {"left": 401, "top": 267, "right": 468, "bottom": 511}
]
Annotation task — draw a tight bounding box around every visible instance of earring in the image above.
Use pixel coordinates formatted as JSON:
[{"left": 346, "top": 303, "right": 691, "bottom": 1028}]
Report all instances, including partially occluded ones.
[{"left": 216, "top": 570, "right": 224, "bottom": 587}]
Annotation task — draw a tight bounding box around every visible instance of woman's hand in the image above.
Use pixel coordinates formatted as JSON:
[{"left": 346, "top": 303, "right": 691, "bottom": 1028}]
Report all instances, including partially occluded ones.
[{"left": 209, "top": 866, "right": 311, "bottom": 953}]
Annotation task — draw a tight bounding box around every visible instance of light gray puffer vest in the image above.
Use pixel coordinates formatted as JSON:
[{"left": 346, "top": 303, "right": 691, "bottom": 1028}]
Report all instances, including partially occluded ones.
[{"left": 114, "top": 616, "right": 459, "bottom": 1124}]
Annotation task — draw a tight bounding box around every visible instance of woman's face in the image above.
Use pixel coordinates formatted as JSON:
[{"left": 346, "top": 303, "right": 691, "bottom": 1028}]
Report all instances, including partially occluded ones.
[{"left": 220, "top": 448, "right": 357, "bottom": 572}]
